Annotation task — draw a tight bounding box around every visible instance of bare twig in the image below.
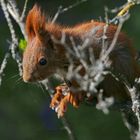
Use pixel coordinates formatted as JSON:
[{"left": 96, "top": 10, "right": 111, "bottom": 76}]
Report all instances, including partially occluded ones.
[
  {"left": 0, "top": 52, "right": 10, "bottom": 86},
  {"left": 7, "top": 1, "right": 27, "bottom": 39},
  {"left": 20, "top": 0, "right": 29, "bottom": 21},
  {"left": 0, "top": 0, "right": 22, "bottom": 76},
  {"left": 52, "top": 0, "right": 87, "bottom": 23}
]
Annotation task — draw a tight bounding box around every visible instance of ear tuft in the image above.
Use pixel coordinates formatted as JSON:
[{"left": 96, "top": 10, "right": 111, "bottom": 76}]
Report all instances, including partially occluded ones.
[{"left": 26, "top": 4, "right": 46, "bottom": 41}]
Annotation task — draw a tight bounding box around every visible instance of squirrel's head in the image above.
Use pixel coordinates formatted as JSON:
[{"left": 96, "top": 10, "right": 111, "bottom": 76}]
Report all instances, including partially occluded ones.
[{"left": 23, "top": 5, "right": 66, "bottom": 82}]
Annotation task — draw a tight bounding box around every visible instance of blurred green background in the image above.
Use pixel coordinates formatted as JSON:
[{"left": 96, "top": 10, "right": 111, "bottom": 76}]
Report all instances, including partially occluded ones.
[{"left": 0, "top": 0, "right": 140, "bottom": 140}]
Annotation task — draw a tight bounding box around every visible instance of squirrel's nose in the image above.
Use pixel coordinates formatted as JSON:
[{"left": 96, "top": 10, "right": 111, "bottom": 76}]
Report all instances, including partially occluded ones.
[{"left": 23, "top": 74, "right": 34, "bottom": 83}]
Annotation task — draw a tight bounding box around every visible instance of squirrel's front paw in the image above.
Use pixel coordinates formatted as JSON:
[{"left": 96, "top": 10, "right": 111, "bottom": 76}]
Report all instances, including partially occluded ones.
[
  {"left": 50, "top": 85, "right": 84, "bottom": 118},
  {"left": 56, "top": 92, "right": 83, "bottom": 117},
  {"left": 50, "top": 85, "right": 69, "bottom": 110}
]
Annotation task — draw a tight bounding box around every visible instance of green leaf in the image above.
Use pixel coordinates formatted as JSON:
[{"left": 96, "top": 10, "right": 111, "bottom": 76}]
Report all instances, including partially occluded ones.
[{"left": 19, "top": 39, "right": 27, "bottom": 52}]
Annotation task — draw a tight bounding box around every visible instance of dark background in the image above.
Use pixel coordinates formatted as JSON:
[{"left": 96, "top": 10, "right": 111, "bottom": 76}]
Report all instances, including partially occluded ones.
[{"left": 0, "top": 0, "right": 140, "bottom": 140}]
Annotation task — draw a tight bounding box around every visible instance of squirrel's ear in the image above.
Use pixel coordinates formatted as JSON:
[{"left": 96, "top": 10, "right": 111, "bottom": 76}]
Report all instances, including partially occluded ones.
[
  {"left": 26, "top": 5, "right": 37, "bottom": 40},
  {"left": 26, "top": 4, "right": 47, "bottom": 41}
]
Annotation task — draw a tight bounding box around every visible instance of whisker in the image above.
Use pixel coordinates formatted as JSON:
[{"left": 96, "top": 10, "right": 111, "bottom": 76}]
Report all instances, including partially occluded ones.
[
  {"left": 10, "top": 74, "right": 20, "bottom": 79},
  {"left": 38, "top": 82, "right": 45, "bottom": 93},
  {"left": 5, "top": 74, "right": 20, "bottom": 81},
  {"left": 15, "top": 77, "right": 23, "bottom": 85},
  {"left": 37, "top": 75, "right": 48, "bottom": 98}
]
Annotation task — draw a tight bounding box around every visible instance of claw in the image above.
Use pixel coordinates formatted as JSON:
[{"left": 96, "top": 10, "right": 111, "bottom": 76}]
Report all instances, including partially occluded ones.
[
  {"left": 50, "top": 89, "right": 64, "bottom": 109},
  {"left": 57, "top": 99, "right": 67, "bottom": 118},
  {"left": 50, "top": 85, "right": 85, "bottom": 118},
  {"left": 55, "top": 106, "right": 59, "bottom": 113}
]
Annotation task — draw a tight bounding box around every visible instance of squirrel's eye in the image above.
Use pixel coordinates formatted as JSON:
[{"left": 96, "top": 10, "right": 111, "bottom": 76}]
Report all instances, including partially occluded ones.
[{"left": 39, "top": 58, "right": 47, "bottom": 66}]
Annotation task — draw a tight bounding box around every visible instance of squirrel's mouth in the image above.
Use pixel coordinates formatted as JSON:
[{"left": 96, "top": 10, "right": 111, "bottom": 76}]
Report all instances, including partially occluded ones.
[
  {"left": 23, "top": 75, "right": 36, "bottom": 83},
  {"left": 22, "top": 71, "right": 38, "bottom": 83}
]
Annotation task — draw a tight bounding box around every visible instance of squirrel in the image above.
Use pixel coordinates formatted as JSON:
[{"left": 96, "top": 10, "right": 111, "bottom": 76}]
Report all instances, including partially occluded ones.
[{"left": 22, "top": 5, "right": 140, "bottom": 117}]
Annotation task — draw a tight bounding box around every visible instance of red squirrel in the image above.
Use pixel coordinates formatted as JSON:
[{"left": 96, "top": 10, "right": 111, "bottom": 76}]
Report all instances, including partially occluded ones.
[{"left": 22, "top": 5, "right": 140, "bottom": 117}]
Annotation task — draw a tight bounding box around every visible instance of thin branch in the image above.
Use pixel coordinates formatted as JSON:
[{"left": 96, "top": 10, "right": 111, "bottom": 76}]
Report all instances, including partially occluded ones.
[
  {"left": 7, "top": 1, "right": 27, "bottom": 39},
  {"left": 52, "top": 0, "right": 87, "bottom": 23},
  {"left": 20, "top": 0, "right": 28, "bottom": 21},
  {"left": 0, "top": 0, "right": 22, "bottom": 76},
  {"left": 0, "top": 52, "right": 10, "bottom": 86},
  {"left": 61, "top": 117, "right": 76, "bottom": 140}
]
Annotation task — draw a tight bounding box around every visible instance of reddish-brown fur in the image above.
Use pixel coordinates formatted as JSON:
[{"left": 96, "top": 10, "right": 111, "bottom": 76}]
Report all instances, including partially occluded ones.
[{"left": 23, "top": 5, "right": 140, "bottom": 117}]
